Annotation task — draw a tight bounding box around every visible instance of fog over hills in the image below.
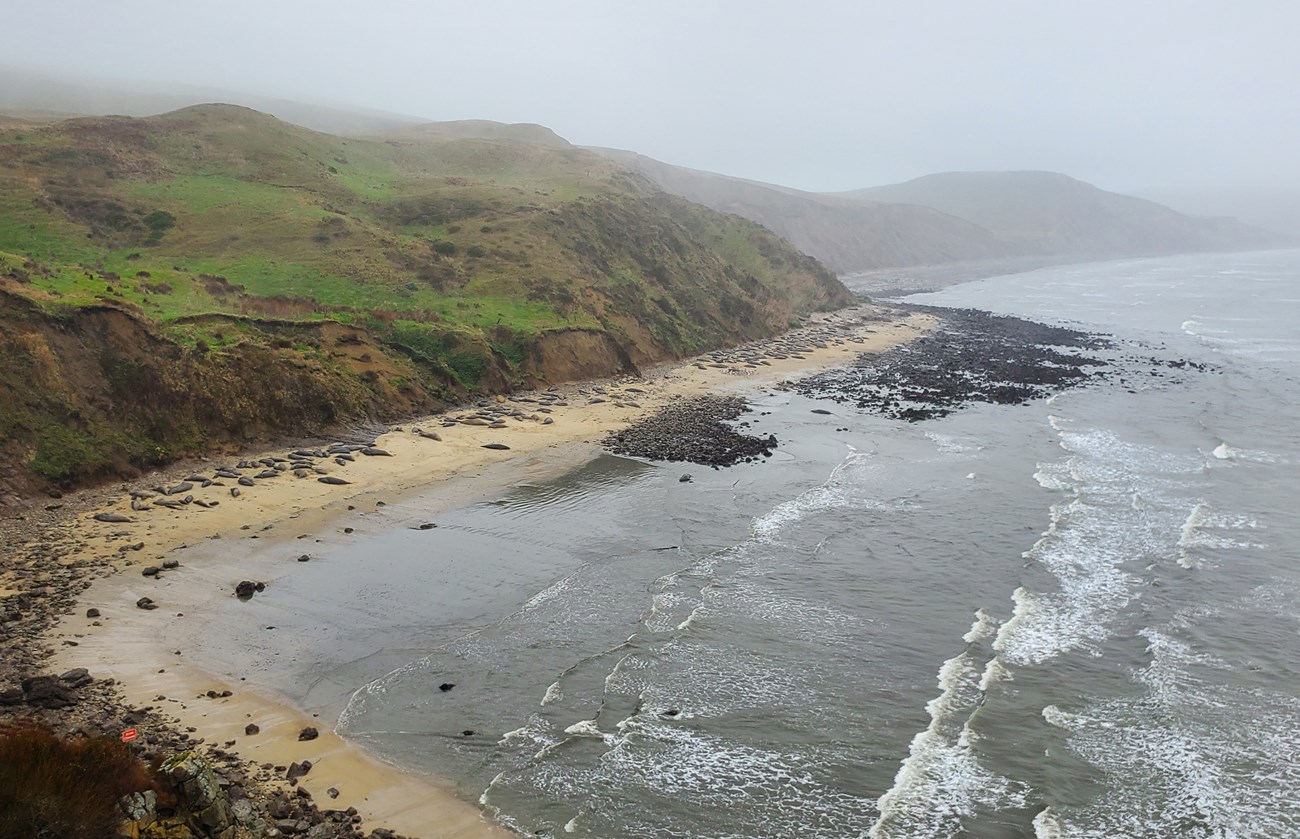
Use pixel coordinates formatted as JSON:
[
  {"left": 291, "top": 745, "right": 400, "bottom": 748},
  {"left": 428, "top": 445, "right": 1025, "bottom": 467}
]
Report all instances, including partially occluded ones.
[
  {"left": 846, "top": 171, "right": 1282, "bottom": 260},
  {"left": 1137, "top": 185, "right": 1300, "bottom": 241},
  {"left": 0, "top": 65, "right": 423, "bottom": 136},
  {"left": 589, "top": 148, "right": 1284, "bottom": 275}
]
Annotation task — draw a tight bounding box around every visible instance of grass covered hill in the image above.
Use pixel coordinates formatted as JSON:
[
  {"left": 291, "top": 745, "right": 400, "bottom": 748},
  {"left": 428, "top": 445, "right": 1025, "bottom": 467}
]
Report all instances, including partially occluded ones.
[{"left": 0, "top": 104, "right": 850, "bottom": 494}]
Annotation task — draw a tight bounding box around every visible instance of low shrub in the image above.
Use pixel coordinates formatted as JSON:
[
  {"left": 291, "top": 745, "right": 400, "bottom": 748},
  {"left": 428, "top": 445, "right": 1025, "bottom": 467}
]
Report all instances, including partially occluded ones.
[{"left": 0, "top": 725, "right": 152, "bottom": 839}]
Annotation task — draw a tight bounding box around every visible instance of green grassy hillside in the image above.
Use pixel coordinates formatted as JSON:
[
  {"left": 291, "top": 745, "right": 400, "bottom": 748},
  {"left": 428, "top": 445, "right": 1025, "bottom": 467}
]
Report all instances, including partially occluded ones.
[{"left": 0, "top": 104, "right": 850, "bottom": 492}]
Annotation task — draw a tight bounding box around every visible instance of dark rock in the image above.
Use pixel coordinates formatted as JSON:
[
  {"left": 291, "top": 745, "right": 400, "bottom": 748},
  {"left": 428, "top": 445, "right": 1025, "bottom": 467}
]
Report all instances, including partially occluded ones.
[
  {"left": 297, "top": 554, "right": 311, "bottom": 562},
  {"left": 162, "top": 559, "right": 180, "bottom": 569},
  {"left": 679, "top": 474, "right": 693, "bottom": 483},
  {"left": 21, "top": 675, "right": 76, "bottom": 709},
  {"left": 787, "top": 304, "right": 1114, "bottom": 422},
  {"left": 327, "top": 787, "right": 339, "bottom": 799},
  {"left": 245, "top": 723, "right": 260, "bottom": 736},
  {"left": 142, "top": 566, "right": 162, "bottom": 577},
  {"left": 298, "top": 726, "right": 319, "bottom": 741},
  {"left": 137, "top": 597, "right": 158, "bottom": 610},
  {"left": 58, "top": 667, "right": 91, "bottom": 685},
  {"left": 604, "top": 395, "right": 778, "bottom": 467},
  {"left": 438, "top": 682, "right": 455, "bottom": 692},
  {"left": 234, "top": 581, "right": 261, "bottom": 599},
  {"left": 85, "top": 607, "right": 101, "bottom": 618},
  {"left": 286, "top": 759, "right": 312, "bottom": 782}
]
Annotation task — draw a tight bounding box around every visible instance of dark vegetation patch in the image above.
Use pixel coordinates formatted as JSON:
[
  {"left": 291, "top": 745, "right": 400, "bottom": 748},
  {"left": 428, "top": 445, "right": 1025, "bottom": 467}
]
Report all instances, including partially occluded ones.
[
  {"left": 0, "top": 725, "right": 152, "bottom": 839},
  {"left": 604, "top": 394, "right": 778, "bottom": 467}
]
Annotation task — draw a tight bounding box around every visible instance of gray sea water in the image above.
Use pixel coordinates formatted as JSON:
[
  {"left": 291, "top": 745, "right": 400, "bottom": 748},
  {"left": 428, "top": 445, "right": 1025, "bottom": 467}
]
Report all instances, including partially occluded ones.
[{"left": 252, "top": 250, "right": 1300, "bottom": 838}]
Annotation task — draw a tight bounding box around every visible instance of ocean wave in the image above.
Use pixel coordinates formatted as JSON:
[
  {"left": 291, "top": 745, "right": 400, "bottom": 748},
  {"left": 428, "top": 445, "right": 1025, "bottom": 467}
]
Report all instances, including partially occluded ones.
[
  {"left": 995, "top": 419, "right": 1207, "bottom": 666},
  {"left": 751, "top": 450, "right": 879, "bottom": 543},
  {"left": 1176, "top": 502, "right": 1264, "bottom": 567},
  {"left": 870, "top": 611, "right": 1026, "bottom": 839},
  {"left": 924, "top": 430, "right": 982, "bottom": 454},
  {"left": 1210, "top": 441, "right": 1289, "bottom": 465},
  {"left": 1038, "top": 624, "right": 1300, "bottom": 838}
]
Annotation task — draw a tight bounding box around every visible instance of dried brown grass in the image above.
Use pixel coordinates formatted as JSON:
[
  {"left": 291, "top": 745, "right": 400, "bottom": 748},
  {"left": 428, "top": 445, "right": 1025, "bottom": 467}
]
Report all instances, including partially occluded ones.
[{"left": 0, "top": 725, "right": 152, "bottom": 839}]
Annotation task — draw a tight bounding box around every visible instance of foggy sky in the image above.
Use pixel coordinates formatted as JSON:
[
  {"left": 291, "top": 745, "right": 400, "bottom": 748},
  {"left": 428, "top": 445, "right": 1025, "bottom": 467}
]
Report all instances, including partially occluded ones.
[{"left": 6, "top": 0, "right": 1298, "bottom": 193}]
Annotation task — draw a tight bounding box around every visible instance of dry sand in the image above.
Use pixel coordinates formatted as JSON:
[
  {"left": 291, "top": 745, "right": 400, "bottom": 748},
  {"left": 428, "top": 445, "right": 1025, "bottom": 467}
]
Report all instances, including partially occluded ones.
[{"left": 47, "top": 306, "right": 929, "bottom": 838}]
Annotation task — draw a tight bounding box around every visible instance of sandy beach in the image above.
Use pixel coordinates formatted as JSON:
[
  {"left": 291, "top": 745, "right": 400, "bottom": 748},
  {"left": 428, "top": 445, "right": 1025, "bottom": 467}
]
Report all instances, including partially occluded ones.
[{"left": 38, "top": 305, "right": 930, "bottom": 838}]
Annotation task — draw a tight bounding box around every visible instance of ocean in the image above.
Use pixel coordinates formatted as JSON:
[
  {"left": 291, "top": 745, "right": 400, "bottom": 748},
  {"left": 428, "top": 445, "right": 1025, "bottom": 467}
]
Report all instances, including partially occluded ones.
[{"left": 260, "top": 249, "right": 1300, "bottom": 837}]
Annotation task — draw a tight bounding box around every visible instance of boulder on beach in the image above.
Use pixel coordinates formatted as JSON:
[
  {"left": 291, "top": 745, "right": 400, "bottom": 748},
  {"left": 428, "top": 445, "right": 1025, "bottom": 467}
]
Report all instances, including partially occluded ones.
[{"left": 20, "top": 675, "right": 77, "bottom": 709}]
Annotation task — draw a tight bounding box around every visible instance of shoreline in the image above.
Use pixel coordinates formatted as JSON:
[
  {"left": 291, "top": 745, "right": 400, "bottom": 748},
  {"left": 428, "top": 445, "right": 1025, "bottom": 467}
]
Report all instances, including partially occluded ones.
[{"left": 22, "top": 304, "right": 931, "bottom": 837}]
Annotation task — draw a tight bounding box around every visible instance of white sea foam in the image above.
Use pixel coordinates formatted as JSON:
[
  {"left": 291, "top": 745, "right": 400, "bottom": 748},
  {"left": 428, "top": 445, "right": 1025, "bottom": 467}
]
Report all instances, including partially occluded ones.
[
  {"left": 870, "top": 612, "right": 1026, "bottom": 838},
  {"left": 541, "top": 679, "right": 563, "bottom": 706},
  {"left": 994, "top": 420, "right": 1206, "bottom": 666},
  {"left": 924, "top": 430, "right": 981, "bottom": 454},
  {"left": 750, "top": 451, "right": 876, "bottom": 543},
  {"left": 1176, "top": 503, "right": 1265, "bottom": 567},
  {"left": 521, "top": 574, "right": 575, "bottom": 612},
  {"left": 1032, "top": 807, "right": 1065, "bottom": 839},
  {"left": 1208, "top": 441, "right": 1288, "bottom": 465},
  {"left": 563, "top": 719, "right": 605, "bottom": 738},
  {"left": 1041, "top": 606, "right": 1300, "bottom": 838}
]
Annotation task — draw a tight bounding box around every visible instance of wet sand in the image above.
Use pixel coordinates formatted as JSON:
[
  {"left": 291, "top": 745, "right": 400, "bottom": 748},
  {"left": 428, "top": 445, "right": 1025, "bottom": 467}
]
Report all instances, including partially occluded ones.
[{"left": 47, "top": 306, "right": 930, "bottom": 837}]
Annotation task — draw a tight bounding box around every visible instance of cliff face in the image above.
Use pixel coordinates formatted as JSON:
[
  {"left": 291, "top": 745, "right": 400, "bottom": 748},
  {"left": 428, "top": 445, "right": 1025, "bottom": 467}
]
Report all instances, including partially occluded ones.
[{"left": 0, "top": 106, "right": 851, "bottom": 495}]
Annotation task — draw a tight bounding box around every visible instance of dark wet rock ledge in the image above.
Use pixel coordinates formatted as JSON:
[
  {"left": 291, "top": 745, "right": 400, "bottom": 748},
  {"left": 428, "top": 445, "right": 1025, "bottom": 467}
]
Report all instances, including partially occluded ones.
[
  {"left": 784, "top": 304, "right": 1113, "bottom": 421},
  {"left": 604, "top": 395, "right": 777, "bottom": 467}
]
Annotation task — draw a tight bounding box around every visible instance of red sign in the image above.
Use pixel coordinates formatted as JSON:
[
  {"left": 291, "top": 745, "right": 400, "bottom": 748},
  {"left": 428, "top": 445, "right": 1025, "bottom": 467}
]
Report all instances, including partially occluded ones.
[{"left": 121, "top": 728, "right": 138, "bottom": 742}]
